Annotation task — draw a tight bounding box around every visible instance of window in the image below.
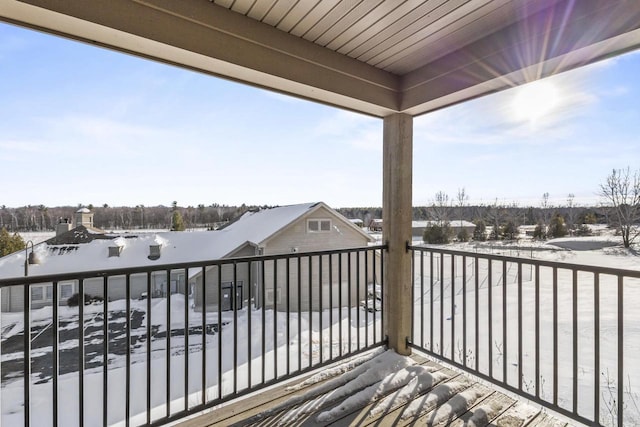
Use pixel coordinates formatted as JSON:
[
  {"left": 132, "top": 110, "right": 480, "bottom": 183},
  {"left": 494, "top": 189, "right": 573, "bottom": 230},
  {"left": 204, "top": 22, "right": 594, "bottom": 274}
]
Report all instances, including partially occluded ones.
[
  {"left": 31, "top": 284, "right": 53, "bottom": 302},
  {"left": 307, "top": 219, "right": 331, "bottom": 233},
  {"left": 60, "top": 282, "right": 74, "bottom": 299}
]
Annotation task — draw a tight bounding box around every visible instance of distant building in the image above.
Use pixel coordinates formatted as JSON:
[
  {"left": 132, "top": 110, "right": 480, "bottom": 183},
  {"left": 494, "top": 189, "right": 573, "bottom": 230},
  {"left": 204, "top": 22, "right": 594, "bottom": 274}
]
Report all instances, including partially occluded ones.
[{"left": 0, "top": 203, "right": 378, "bottom": 313}]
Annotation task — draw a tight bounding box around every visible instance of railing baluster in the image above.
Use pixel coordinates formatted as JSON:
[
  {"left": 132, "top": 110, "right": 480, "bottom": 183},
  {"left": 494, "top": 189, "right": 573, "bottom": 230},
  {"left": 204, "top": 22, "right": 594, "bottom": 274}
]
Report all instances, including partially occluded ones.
[
  {"left": 260, "top": 261, "right": 265, "bottom": 384},
  {"left": 273, "top": 259, "right": 278, "bottom": 380},
  {"left": 518, "top": 262, "right": 523, "bottom": 392},
  {"left": 103, "top": 277, "right": 108, "bottom": 427},
  {"left": 553, "top": 267, "right": 558, "bottom": 406},
  {"left": 451, "top": 255, "right": 455, "bottom": 362},
  {"left": 319, "top": 254, "right": 323, "bottom": 362},
  {"left": 462, "top": 255, "right": 466, "bottom": 368},
  {"left": 184, "top": 267, "right": 189, "bottom": 408},
  {"left": 166, "top": 269, "right": 172, "bottom": 417},
  {"left": 24, "top": 283, "right": 31, "bottom": 427},
  {"left": 308, "top": 256, "right": 313, "bottom": 367},
  {"left": 572, "top": 269, "right": 578, "bottom": 415},
  {"left": 79, "top": 278, "right": 85, "bottom": 427},
  {"left": 380, "top": 249, "right": 384, "bottom": 345},
  {"left": 594, "top": 272, "right": 600, "bottom": 424},
  {"left": 618, "top": 275, "right": 624, "bottom": 427},
  {"left": 286, "top": 258, "right": 291, "bottom": 374},
  {"left": 356, "top": 250, "right": 361, "bottom": 351},
  {"left": 233, "top": 262, "right": 238, "bottom": 392},
  {"left": 535, "top": 264, "right": 540, "bottom": 399},
  {"left": 430, "top": 251, "right": 434, "bottom": 353},
  {"left": 52, "top": 281, "right": 59, "bottom": 427},
  {"left": 488, "top": 259, "right": 493, "bottom": 379},
  {"left": 475, "top": 257, "right": 479, "bottom": 373},
  {"left": 411, "top": 248, "right": 415, "bottom": 346},
  {"left": 329, "top": 253, "right": 333, "bottom": 359},
  {"left": 502, "top": 261, "right": 507, "bottom": 383},
  {"left": 440, "top": 253, "right": 444, "bottom": 357},
  {"left": 247, "top": 262, "right": 251, "bottom": 389},
  {"left": 420, "top": 250, "right": 424, "bottom": 349},
  {"left": 297, "top": 257, "right": 302, "bottom": 370},
  {"left": 364, "top": 250, "right": 369, "bottom": 349},
  {"left": 218, "top": 265, "right": 223, "bottom": 398},
  {"left": 338, "top": 253, "right": 342, "bottom": 357},
  {"left": 347, "top": 253, "right": 352, "bottom": 354},
  {"left": 125, "top": 275, "right": 131, "bottom": 427},
  {"left": 146, "top": 271, "right": 152, "bottom": 424},
  {"left": 201, "top": 267, "right": 207, "bottom": 406}
]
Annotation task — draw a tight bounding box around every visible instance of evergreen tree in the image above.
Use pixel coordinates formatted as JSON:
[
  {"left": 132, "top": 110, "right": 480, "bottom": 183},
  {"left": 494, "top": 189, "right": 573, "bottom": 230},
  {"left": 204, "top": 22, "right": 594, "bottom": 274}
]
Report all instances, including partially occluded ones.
[
  {"left": 423, "top": 222, "right": 452, "bottom": 244},
  {"left": 0, "top": 227, "right": 25, "bottom": 257},
  {"left": 472, "top": 220, "right": 487, "bottom": 241},
  {"left": 171, "top": 211, "right": 186, "bottom": 231},
  {"left": 533, "top": 222, "right": 547, "bottom": 240},
  {"left": 548, "top": 214, "right": 568, "bottom": 238},
  {"left": 502, "top": 221, "right": 519, "bottom": 240}
]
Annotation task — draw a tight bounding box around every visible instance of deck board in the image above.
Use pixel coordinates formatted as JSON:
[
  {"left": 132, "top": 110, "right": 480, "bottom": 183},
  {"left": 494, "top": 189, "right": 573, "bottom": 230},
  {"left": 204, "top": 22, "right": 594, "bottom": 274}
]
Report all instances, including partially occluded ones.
[{"left": 180, "top": 352, "right": 574, "bottom": 427}]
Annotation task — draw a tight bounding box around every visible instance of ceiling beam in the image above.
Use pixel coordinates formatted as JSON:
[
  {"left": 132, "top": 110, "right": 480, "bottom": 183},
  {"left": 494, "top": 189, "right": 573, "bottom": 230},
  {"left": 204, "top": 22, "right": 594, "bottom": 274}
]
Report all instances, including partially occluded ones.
[{"left": 1, "top": 0, "right": 401, "bottom": 117}]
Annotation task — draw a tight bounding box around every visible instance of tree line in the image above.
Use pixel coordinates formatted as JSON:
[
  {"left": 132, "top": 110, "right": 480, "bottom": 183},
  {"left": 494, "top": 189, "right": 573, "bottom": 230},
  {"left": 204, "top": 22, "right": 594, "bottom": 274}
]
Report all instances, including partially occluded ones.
[{"left": 0, "top": 203, "right": 270, "bottom": 232}]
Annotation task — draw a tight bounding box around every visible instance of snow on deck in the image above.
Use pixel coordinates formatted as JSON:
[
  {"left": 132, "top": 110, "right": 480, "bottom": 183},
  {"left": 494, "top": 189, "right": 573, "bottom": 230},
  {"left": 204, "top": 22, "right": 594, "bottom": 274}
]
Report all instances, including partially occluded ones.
[{"left": 181, "top": 349, "right": 573, "bottom": 427}]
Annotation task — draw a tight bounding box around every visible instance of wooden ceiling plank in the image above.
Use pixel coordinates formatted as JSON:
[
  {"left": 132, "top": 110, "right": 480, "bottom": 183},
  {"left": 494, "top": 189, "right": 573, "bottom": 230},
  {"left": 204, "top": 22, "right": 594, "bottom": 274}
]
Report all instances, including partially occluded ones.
[
  {"left": 288, "top": 0, "right": 340, "bottom": 37},
  {"left": 312, "top": 0, "right": 384, "bottom": 47},
  {"left": 334, "top": 0, "right": 430, "bottom": 55},
  {"left": 262, "top": 0, "right": 297, "bottom": 27},
  {"left": 382, "top": 0, "right": 558, "bottom": 74},
  {"left": 301, "top": 0, "right": 364, "bottom": 43},
  {"left": 231, "top": 0, "right": 257, "bottom": 16},
  {"left": 351, "top": 0, "right": 455, "bottom": 62},
  {"left": 276, "top": 0, "right": 321, "bottom": 33},
  {"left": 245, "top": 0, "right": 278, "bottom": 21},
  {"left": 377, "top": 0, "right": 515, "bottom": 73},
  {"left": 360, "top": 0, "right": 472, "bottom": 64}
]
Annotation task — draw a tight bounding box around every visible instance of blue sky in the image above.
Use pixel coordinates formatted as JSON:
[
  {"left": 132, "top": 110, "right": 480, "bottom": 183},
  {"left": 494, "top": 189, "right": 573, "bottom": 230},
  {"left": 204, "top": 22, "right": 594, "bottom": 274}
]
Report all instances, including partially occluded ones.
[{"left": 1, "top": 22, "right": 639, "bottom": 209}]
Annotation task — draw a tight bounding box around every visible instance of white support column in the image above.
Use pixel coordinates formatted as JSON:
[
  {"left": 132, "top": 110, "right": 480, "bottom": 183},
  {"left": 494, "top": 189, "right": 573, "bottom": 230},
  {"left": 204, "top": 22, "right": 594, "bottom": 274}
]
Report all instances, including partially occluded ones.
[{"left": 383, "top": 113, "right": 413, "bottom": 356}]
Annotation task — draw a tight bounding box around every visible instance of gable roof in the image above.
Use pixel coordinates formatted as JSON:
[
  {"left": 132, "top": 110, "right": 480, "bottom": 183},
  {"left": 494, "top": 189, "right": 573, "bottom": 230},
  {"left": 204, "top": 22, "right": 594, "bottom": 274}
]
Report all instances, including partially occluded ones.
[{"left": 0, "top": 202, "right": 372, "bottom": 279}]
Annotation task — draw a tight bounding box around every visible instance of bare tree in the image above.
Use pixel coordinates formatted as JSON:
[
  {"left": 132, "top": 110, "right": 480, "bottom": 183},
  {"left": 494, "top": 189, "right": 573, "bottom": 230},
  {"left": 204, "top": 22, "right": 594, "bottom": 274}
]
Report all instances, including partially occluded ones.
[
  {"left": 456, "top": 188, "right": 468, "bottom": 222},
  {"left": 566, "top": 193, "right": 576, "bottom": 234},
  {"left": 430, "top": 191, "right": 450, "bottom": 222},
  {"left": 599, "top": 168, "right": 640, "bottom": 248}
]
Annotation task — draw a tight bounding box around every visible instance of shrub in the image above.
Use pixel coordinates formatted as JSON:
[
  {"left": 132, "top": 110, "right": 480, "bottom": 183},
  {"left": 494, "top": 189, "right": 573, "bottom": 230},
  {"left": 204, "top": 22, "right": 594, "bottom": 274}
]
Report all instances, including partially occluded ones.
[
  {"left": 502, "top": 221, "right": 519, "bottom": 240},
  {"left": 473, "top": 220, "right": 487, "bottom": 241},
  {"left": 457, "top": 228, "right": 470, "bottom": 242},
  {"left": 548, "top": 214, "right": 568, "bottom": 238},
  {"left": 67, "top": 293, "right": 104, "bottom": 307},
  {"left": 575, "top": 224, "right": 592, "bottom": 236},
  {"left": 423, "top": 222, "right": 452, "bottom": 244},
  {"left": 533, "top": 222, "right": 547, "bottom": 239}
]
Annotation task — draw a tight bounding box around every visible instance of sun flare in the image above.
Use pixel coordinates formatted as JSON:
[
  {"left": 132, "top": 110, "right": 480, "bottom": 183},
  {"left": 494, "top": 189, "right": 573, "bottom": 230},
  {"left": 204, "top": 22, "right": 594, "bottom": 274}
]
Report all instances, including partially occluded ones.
[{"left": 512, "top": 80, "right": 560, "bottom": 123}]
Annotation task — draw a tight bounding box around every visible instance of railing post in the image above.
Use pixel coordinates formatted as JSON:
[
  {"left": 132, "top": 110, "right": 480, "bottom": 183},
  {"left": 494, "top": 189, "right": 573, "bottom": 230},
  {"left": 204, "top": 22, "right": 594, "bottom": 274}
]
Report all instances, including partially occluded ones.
[{"left": 383, "top": 113, "right": 413, "bottom": 356}]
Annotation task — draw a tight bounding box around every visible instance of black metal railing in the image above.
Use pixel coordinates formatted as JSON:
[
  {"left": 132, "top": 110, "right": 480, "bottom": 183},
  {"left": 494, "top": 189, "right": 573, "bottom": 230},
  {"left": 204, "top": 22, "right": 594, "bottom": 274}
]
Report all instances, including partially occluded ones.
[
  {"left": 0, "top": 245, "right": 386, "bottom": 427},
  {"left": 409, "top": 245, "right": 640, "bottom": 427}
]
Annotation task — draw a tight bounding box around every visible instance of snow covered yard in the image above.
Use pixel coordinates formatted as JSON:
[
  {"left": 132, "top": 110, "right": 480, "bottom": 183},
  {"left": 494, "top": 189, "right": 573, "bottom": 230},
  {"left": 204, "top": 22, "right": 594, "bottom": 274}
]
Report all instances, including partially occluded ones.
[
  {"left": 411, "top": 241, "right": 640, "bottom": 427},
  {"left": 1, "top": 295, "right": 382, "bottom": 426}
]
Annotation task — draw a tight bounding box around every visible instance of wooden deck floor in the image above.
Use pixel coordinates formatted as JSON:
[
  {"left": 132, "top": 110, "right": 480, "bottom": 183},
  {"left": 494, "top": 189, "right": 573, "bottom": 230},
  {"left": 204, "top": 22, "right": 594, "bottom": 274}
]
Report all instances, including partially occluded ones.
[{"left": 179, "top": 351, "right": 573, "bottom": 427}]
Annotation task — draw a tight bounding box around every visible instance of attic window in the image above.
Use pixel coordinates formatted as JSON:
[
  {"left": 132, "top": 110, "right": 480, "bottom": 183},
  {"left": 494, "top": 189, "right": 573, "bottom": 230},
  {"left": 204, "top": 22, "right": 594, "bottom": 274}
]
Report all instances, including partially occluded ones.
[
  {"left": 148, "top": 245, "right": 161, "bottom": 260},
  {"left": 108, "top": 246, "right": 123, "bottom": 257},
  {"left": 307, "top": 219, "right": 331, "bottom": 233}
]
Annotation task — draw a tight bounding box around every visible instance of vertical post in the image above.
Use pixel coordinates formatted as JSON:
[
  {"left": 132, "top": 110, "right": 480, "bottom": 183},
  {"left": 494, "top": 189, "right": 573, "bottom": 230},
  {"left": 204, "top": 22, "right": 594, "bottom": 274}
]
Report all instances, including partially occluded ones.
[{"left": 383, "top": 113, "right": 413, "bottom": 356}]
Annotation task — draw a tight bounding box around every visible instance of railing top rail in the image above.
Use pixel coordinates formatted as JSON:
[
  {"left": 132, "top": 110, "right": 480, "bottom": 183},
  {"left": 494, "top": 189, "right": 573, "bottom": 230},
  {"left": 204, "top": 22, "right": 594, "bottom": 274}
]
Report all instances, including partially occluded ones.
[
  {"left": 0, "top": 244, "right": 387, "bottom": 288},
  {"left": 409, "top": 244, "right": 640, "bottom": 279}
]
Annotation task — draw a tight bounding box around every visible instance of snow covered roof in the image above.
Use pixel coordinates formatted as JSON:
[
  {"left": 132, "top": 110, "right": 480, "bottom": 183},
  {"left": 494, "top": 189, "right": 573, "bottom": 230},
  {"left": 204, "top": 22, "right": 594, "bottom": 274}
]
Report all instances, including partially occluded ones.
[
  {"left": 0, "top": 202, "right": 367, "bottom": 279},
  {"left": 76, "top": 208, "right": 91, "bottom": 213}
]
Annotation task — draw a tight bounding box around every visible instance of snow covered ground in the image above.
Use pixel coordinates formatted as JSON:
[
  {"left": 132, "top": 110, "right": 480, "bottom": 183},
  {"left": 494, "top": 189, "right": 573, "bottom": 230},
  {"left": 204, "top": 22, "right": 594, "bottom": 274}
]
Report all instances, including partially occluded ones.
[
  {"left": 2, "top": 230, "right": 639, "bottom": 426},
  {"left": 1, "top": 295, "right": 382, "bottom": 426},
  {"left": 411, "top": 238, "right": 640, "bottom": 426}
]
